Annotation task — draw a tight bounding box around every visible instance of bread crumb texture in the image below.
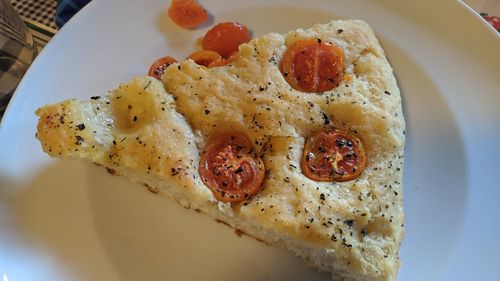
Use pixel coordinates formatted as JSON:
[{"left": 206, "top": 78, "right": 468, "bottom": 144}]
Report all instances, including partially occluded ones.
[{"left": 36, "top": 20, "right": 405, "bottom": 281}]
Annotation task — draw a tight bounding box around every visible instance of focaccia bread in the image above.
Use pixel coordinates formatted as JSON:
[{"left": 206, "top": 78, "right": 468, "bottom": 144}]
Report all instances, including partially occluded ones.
[{"left": 36, "top": 20, "right": 405, "bottom": 281}]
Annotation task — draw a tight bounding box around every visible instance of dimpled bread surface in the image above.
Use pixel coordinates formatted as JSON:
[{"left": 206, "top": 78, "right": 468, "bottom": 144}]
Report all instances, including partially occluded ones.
[{"left": 36, "top": 20, "right": 405, "bottom": 281}]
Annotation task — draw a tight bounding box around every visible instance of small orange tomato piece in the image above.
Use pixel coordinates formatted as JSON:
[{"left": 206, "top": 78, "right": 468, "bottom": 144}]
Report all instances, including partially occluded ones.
[
  {"left": 168, "top": 0, "right": 208, "bottom": 29},
  {"left": 148, "top": 56, "right": 177, "bottom": 80},
  {"left": 199, "top": 132, "right": 265, "bottom": 202},
  {"left": 280, "top": 39, "right": 344, "bottom": 93},
  {"left": 187, "top": 50, "right": 222, "bottom": 67},
  {"left": 202, "top": 22, "right": 250, "bottom": 58},
  {"left": 301, "top": 128, "right": 366, "bottom": 182},
  {"left": 207, "top": 51, "right": 238, "bottom": 67}
]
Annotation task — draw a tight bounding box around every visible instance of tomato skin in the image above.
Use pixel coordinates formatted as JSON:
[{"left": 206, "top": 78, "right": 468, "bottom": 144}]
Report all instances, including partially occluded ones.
[
  {"left": 280, "top": 39, "right": 344, "bottom": 93},
  {"left": 199, "top": 132, "right": 265, "bottom": 202},
  {"left": 301, "top": 129, "right": 366, "bottom": 182},
  {"left": 148, "top": 56, "right": 177, "bottom": 80},
  {"left": 168, "top": 0, "right": 208, "bottom": 29},
  {"left": 187, "top": 50, "right": 222, "bottom": 67},
  {"left": 202, "top": 22, "right": 250, "bottom": 58},
  {"left": 207, "top": 51, "right": 238, "bottom": 67}
]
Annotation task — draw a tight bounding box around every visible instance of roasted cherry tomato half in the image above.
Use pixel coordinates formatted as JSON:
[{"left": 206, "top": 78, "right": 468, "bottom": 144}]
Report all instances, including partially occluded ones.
[
  {"left": 148, "top": 56, "right": 177, "bottom": 80},
  {"left": 301, "top": 128, "right": 366, "bottom": 182},
  {"left": 202, "top": 22, "right": 250, "bottom": 58},
  {"left": 168, "top": 0, "right": 208, "bottom": 29},
  {"left": 280, "top": 39, "right": 344, "bottom": 93},
  {"left": 199, "top": 132, "right": 265, "bottom": 202},
  {"left": 187, "top": 50, "right": 222, "bottom": 67},
  {"left": 207, "top": 51, "right": 238, "bottom": 67}
]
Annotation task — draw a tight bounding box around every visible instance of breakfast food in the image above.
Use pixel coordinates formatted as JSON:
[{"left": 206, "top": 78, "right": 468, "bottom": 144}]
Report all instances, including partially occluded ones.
[{"left": 35, "top": 20, "right": 405, "bottom": 281}]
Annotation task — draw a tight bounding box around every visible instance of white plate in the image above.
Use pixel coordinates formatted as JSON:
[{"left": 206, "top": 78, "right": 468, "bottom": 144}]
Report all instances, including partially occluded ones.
[{"left": 1, "top": 0, "right": 499, "bottom": 280}]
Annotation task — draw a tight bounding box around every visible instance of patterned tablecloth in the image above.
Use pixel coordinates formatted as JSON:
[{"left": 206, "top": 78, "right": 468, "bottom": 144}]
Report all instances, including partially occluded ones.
[
  {"left": 10, "top": 0, "right": 57, "bottom": 51},
  {"left": 11, "top": 0, "right": 57, "bottom": 30}
]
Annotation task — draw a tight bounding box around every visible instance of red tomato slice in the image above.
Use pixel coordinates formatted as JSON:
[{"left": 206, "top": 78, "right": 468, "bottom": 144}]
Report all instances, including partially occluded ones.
[
  {"left": 207, "top": 51, "right": 238, "bottom": 67},
  {"left": 301, "top": 129, "right": 366, "bottom": 182},
  {"left": 199, "top": 132, "right": 265, "bottom": 202},
  {"left": 148, "top": 56, "right": 177, "bottom": 80},
  {"left": 168, "top": 0, "right": 208, "bottom": 29},
  {"left": 202, "top": 22, "right": 250, "bottom": 58},
  {"left": 187, "top": 50, "right": 222, "bottom": 67},
  {"left": 280, "top": 39, "right": 344, "bottom": 93}
]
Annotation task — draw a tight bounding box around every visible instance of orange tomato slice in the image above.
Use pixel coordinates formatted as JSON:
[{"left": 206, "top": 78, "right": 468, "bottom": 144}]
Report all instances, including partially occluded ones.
[
  {"left": 301, "top": 129, "right": 366, "bottom": 182},
  {"left": 168, "top": 0, "right": 208, "bottom": 29},
  {"left": 202, "top": 22, "right": 250, "bottom": 58},
  {"left": 187, "top": 50, "right": 222, "bottom": 67},
  {"left": 280, "top": 39, "right": 344, "bottom": 93},
  {"left": 148, "top": 56, "right": 177, "bottom": 80},
  {"left": 199, "top": 132, "right": 265, "bottom": 202},
  {"left": 207, "top": 51, "right": 238, "bottom": 67}
]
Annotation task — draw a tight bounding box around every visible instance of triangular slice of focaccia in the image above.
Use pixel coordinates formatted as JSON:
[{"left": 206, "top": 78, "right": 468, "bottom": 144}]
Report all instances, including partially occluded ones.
[{"left": 36, "top": 20, "right": 405, "bottom": 281}]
